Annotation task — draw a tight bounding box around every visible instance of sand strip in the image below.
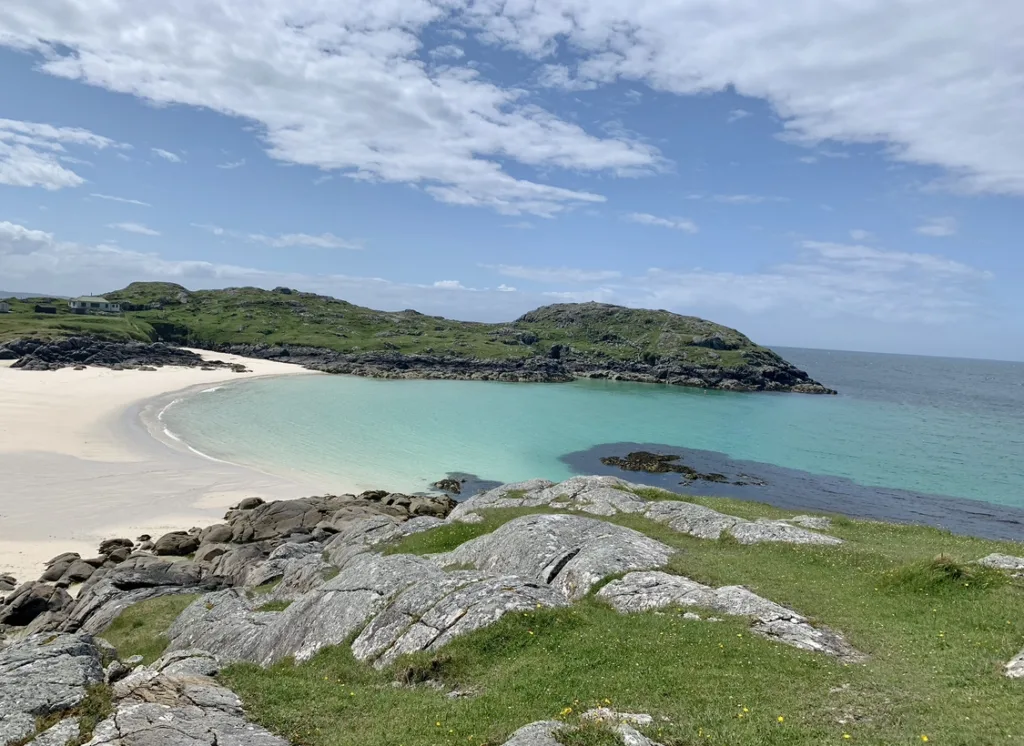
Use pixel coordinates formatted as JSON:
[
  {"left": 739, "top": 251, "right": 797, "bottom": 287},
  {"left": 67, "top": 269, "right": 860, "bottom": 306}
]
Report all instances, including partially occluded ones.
[{"left": 0, "top": 351, "right": 336, "bottom": 584}]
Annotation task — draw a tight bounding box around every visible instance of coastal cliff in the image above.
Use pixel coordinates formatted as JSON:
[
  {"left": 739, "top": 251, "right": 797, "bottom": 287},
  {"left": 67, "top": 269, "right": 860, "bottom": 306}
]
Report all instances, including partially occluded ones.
[{"left": 0, "top": 283, "right": 835, "bottom": 393}]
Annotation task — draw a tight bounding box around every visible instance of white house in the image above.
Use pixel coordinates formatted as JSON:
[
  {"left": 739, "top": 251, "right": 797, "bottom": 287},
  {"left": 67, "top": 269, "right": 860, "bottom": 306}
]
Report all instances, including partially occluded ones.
[
  {"left": 69, "top": 296, "right": 121, "bottom": 315},
  {"left": 0, "top": 301, "right": 9, "bottom": 313}
]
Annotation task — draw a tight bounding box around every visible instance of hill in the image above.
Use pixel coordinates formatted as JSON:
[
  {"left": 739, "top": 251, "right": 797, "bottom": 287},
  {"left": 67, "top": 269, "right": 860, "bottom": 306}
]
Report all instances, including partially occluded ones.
[{"left": 0, "top": 282, "right": 834, "bottom": 393}]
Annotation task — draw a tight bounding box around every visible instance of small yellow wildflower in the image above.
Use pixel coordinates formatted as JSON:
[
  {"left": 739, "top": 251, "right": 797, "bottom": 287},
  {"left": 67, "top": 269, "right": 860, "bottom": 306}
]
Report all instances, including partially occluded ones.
[
  {"left": 843, "top": 735, "right": 851, "bottom": 740},
  {"left": 436, "top": 722, "right": 442, "bottom": 727},
  {"left": 742, "top": 707, "right": 749, "bottom": 713},
  {"left": 921, "top": 737, "right": 929, "bottom": 743},
  {"left": 778, "top": 716, "right": 785, "bottom": 723}
]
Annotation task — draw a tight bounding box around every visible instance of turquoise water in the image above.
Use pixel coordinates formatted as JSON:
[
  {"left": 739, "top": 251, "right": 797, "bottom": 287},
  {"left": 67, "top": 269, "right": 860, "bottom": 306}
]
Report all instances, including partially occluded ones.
[{"left": 160, "top": 349, "right": 1024, "bottom": 510}]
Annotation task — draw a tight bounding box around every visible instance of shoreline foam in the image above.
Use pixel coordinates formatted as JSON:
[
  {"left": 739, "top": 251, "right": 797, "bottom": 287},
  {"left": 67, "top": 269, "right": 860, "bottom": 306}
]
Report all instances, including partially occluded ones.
[{"left": 0, "top": 351, "right": 340, "bottom": 583}]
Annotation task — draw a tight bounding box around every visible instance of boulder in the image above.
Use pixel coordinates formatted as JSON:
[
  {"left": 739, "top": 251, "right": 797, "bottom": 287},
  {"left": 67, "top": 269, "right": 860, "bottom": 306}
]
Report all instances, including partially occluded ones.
[
  {"left": 235, "top": 497, "right": 266, "bottom": 511},
  {"left": 0, "top": 574, "right": 16, "bottom": 592},
  {"left": 0, "top": 632, "right": 104, "bottom": 745},
  {"left": 597, "top": 571, "right": 864, "bottom": 662},
  {"left": 99, "top": 537, "right": 134, "bottom": 555},
  {"left": 106, "top": 546, "right": 132, "bottom": 564},
  {"left": 153, "top": 531, "right": 201, "bottom": 556},
  {"left": 0, "top": 581, "right": 73, "bottom": 626},
  {"left": 40, "top": 552, "right": 81, "bottom": 582},
  {"left": 60, "top": 559, "right": 97, "bottom": 584},
  {"left": 200, "top": 523, "right": 234, "bottom": 545},
  {"left": 977, "top": 553, "right": 1024, "bottom": 572},
  {"left": 432, "top": 478, "right": 463, "bottom": 495},
  {"left": 60, "top": 556, "right": 227, "bottom": 634},
  {"left": 1007, "top": 648, "right": 1024, "bottom": 679}
]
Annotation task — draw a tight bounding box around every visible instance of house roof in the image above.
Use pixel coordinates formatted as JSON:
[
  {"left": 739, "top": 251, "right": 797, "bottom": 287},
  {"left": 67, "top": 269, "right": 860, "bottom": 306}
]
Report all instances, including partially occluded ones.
[{"left": 72, "top": 296, "right": 116, "bottom": 303}]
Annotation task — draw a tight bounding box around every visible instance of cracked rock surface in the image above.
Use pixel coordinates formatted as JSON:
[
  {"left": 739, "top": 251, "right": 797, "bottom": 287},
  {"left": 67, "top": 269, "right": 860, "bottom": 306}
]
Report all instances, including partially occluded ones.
[
  {"left": 435, "top": 513, "right": 674, "bottom": 600},
  {"left": 166, "top": 514, "right": 666, "bottom": 668},
  {"left": 977, "top": 553, "right": 1024, "bottom": 574},
  {"left": 0, "top": 632, "right": 104, "bottom": 745},
  {"left": 451, "top": 476, "right": 841, "bottom": 546},
  {"left": 597, "top": 571, "right": 865, "bottom": 662}
]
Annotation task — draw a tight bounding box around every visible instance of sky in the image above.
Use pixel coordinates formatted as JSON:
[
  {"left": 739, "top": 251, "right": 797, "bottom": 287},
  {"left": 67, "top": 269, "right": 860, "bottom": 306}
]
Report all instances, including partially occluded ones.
[{"left": 1, "top": 2, "right": 1022, "bottom": 360}]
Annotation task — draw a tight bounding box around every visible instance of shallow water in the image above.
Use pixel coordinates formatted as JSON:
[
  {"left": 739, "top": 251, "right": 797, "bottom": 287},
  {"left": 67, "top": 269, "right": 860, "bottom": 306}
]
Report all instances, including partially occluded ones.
[{"left": 159, "top": 348, "right": 1024, "bottom": 537}]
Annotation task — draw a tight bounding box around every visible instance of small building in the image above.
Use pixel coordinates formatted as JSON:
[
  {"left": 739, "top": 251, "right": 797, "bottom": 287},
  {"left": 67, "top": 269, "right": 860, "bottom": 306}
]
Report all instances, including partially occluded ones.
[
  {"left": 69, "top": 296, "right": 121, "bottom": 315},
  {"left": 34, "top": 305, "right": 57, "bottom": 315},
  {"left": 0, "top": 301, "right": 9, "bottom": 313}
]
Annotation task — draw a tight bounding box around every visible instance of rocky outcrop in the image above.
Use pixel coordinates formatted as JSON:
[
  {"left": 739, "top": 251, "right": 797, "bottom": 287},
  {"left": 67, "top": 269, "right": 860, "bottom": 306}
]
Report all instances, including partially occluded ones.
[
  {"left": 597, "top": 571, "right": 864, "bottom": 662},
  {"left": 0, "top": 632, "right": 104, "bottom": 745},
  {"left": 1, "top": 337, "right": 249, "bottom": 372},
  {"left": 1, "top": 635, "right": 291, "bottom": 746},
  {"left": 0, "top": 582, "right": 73, "bottom": 627},
  {"left": 600, "top": 451, "right": 765, "bottom": 486},
  {"left": 451, "top": 476, "right": 842, "bottom": 546},
  {"left": 165, "top": 515, "right": 672, "bottom": 669},
  {"left": 206, "top": 342, "right": 835, "bottom": 394},
  {"left": 435, "top": 514, "right": 674, "bottom": 600}
]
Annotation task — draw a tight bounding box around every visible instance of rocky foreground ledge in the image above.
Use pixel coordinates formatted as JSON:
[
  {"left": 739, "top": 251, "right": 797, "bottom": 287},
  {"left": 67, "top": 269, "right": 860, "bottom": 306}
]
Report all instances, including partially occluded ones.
[{"left": 2, "top": 476, "right": 1020, "bottom": 745}]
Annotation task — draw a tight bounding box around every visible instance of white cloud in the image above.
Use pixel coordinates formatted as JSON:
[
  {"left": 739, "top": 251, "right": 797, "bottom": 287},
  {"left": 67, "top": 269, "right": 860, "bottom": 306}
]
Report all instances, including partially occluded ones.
[
  {"left": 250, "top": 232, "right": 362, "bottom": 250},
  {"left": 727, "top": 109, "right": 750, "bottom": 123},
  {"left": 687, "top": 194, "right": 787, "bottom": 205},
  {"left": 192, "top": 223, "right": 361, "bottom": 250},
  {"left": 108, "top": 222, "right": 160, "bottom": 236},
  {"left": 497, "top": 284, "right": 517, "bottom": 292},
  {"left": 0, "top": 118, "right": 123, "bottom": 190},
  {"left": 151, "top": 148, "right": 182, "bottom": 163},
  {"left": 0, "top": 4, "right": 662, "bottom": 217},
  {"left": 537, "top": 64, "right": 598, "bottom": 91},
  {"left": 624, "top": 212, "right": 698, "bottom": 233},
  {"left": 430, "top": 44, "right": 465, "bottom": 60},
  {"left": 216, "top": 158, "right": 245, "bottom": 170},
  {"left": 90, "top": 193, "right": 151, "bottom": 207},
  {"left": 915, "top": 217, "right": 958, "bottom": 237},
  {"left": 488, "top": 264, "right": 622, "bottom": 283},
  {"left": 849, "top": 229, "right": 873, "bottom": 241},
  {"left": 497, "top": 240, "right": 992, "bottom": 325},
  {"left": 459, "top": 1, "right": 1024, "bottom": 196},
  {"left": 433, "top": 280, "right": 465, "bottom": 289},
  {"left": 503, "top": 221, "right": 535, "bottom": 229}
]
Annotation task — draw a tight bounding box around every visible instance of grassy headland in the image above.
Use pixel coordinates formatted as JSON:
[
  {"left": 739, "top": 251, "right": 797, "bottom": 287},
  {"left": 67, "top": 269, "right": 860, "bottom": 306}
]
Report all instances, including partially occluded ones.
[
  {"left": 103, "top": 488, "right": 1024, "bottom": 746},
  {"left": 1, "top": 283, "right": 831, "bottom": 391}
]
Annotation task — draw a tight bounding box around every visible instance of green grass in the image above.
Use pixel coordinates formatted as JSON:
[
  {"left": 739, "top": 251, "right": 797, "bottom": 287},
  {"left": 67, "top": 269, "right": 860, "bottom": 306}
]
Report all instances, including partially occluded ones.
[
  {"left": 101, "top": 594, "right": 198, "bottom": 663},
  {"left": 3, "top": 282, "right": 807, "bottom": 380},
  {"left": 97, "top": 498, "right": 1024, "bottom": 746},
  {"left": 256, "top": 600, "right": 293, "bottom": 612},
  {"left": 0, "top": 297, "right": 155, "bottom": 344}
]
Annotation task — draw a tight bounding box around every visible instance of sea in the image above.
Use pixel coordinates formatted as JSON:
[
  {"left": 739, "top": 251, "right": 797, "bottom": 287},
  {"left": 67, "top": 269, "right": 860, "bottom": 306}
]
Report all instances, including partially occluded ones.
[{"left": 158, "top": 348, "right": 1024, "bottom": 540}]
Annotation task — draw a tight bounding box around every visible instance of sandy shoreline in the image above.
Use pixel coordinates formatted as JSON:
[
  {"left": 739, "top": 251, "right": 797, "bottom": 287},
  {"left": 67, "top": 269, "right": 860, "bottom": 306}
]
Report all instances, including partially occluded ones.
[{"left": 0, "top": 351, "right": 341, "bottom": 584}]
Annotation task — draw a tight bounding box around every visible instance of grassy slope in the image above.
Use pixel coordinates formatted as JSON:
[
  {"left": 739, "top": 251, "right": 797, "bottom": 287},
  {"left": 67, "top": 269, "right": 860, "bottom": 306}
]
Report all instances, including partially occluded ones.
[
  {"left": 64, "top": 282, "right": 777, "bottom": 371},
  {"left": 0, "top": 297, "right": 155, "bottom": 344},
  {"left": 103, "top": 490, "right": 1024, "bottom": 746}
]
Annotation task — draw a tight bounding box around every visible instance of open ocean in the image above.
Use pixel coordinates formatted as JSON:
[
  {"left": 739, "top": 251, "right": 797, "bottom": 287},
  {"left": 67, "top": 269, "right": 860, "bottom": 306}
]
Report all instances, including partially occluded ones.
[{"left": 159, "top": 348, "right": 1024, "bottom": 540}]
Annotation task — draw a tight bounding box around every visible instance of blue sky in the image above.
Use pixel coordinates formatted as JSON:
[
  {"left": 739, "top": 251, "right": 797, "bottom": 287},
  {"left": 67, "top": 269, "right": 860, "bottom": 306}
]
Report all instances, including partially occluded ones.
[{"left": 1, "top": 2, "right": 1022, "bottom": 360}]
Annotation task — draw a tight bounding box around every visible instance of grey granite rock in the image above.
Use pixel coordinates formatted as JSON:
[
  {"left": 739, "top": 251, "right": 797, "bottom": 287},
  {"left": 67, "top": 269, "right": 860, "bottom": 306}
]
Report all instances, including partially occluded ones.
[
  {"left": 454, "top": 476, "right": 841, "bottom": 546},
  {"left": 500, "top": 721, "right": 563, "bottom": 746},
  {"left": 597, "top": 571, "right": 864, "bottom": 662},
  {"left": 153, "top": 531, "right": 200, "bottom": 557},
  {"left": 1007, "top": 648, "right": 1024, "bottom": 679},
  {"left": 436, "top": 514, "right": 673, "bottom": 600},
  {"left": 24, "top": 717, "right": 80, "bottom": 746},
  {"left": 0, "top": 633, "right": 104, "bottom": 745},
  {"left": 0, "top": 581, "right": 73, "bottom": 626},
  {"left": 60, "top": 556, "right": 226, "bottom": 634},
  {"left": 87, "top": 670, "right": 290, "bottom": 745},
  {"left": 977, "top": 553, "right": 1024, "bottom": 573},
  {"left": 785, "top": 515, "right": 833, "bottom": 530}
]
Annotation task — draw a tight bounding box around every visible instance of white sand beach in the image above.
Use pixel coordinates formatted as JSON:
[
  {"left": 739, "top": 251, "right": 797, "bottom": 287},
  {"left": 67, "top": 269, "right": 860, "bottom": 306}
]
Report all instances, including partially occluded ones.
[{"left": 0, "top": 351, "right": 333, "bottom": 585}]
